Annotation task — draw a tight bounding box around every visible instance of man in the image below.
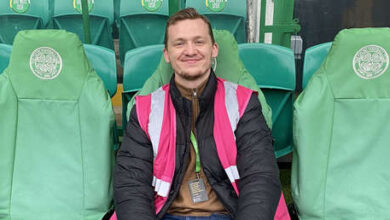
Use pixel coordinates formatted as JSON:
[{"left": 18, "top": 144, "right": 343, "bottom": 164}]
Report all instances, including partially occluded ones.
[{"left": 114, "top": 8, "right": 281, "bottom": 220}]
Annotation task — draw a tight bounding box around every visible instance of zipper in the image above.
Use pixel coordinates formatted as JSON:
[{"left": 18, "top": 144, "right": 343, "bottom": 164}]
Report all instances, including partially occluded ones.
[{"left": 192, "top": 88, "right": 197, "bottom": 100}]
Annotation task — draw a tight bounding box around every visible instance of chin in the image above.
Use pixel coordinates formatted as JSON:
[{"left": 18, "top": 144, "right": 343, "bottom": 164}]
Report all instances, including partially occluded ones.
[
  {"left": 180, "top": 68, "right": 210, "bottom": 78},
  {"left": 180, "top": 73, "right": 204, "bottom": 80}
]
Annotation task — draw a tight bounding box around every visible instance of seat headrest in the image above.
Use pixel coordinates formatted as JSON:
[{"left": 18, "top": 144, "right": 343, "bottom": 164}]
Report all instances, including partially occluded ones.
[
  {"left": 324, "top": 28, "right": 390, "bottom": 98},
  {"left": 8, "top": 30, "right": 92, "bottom": 100}
]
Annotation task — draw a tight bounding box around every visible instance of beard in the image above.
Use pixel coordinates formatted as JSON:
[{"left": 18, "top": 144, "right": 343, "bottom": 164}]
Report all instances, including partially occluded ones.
[{"left": 176, "top": 67, "right": 211, "bottom": 81}]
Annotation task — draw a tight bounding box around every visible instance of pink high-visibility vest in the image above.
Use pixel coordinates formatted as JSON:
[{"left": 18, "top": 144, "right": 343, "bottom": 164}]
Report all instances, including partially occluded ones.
[{"left": 110, "top": 78, "right": 290, "bottom": 220}]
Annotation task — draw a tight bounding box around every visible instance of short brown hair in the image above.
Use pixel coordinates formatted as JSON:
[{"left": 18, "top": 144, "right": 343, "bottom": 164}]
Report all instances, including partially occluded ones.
[{"left": 164, "top": 8, "right": 215, "bottom": 48}]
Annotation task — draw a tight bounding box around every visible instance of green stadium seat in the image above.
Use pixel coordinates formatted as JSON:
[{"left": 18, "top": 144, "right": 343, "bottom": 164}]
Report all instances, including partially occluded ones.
[
  {"left": 84, "top": 43, "right": 119, "bottom": 150},
  {"left": 302, "top": 42, "right": 332, "bottom": 89},
  {"left": 118, "top": 1, "right": 169, "bottom": 63},
  {"left": 0, "top": 43, "right": 11, "bottom": 73},
  {"left": 52, "top": 0, "right": 114, "bottom": 49},
  {"left": 122, "top": 44, "right": 164, "bottom": 129},
  {"left": 0, "top": 30, "right": 114, "bottom": 219},
  {"left": 0, "top": 0, "right": 50, "bottom": 44},
  {"left": 185, "top": 0, "right": 247, "bottom": 43},
  {"left": 292, "top": 28, "right": 390, "bottom": 220},
  {"left": 84, "top": 44, "right": 117, "bottom": 97},
  {"left": 239, "top": 43, "right": 296, "bottom": 158}
]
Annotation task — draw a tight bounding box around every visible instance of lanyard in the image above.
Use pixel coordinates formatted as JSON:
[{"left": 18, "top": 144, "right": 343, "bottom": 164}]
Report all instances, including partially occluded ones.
[{"left": 190, "top": 131, "right": 201, "bottom": 174}]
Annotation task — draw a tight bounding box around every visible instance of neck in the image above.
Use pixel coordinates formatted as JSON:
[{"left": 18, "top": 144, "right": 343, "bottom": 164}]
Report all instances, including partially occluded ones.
[{"left": 174, "top": 69, "right": 211, "bottom": 89}]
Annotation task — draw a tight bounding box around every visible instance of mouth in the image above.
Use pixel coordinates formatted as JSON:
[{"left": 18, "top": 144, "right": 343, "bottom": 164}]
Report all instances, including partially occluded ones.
[{"left": 182, "top": 58, "right": 201, "bottom": 65}]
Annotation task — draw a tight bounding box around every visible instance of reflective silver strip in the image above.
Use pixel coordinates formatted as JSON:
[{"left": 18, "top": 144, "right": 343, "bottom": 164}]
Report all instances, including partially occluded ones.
[
  {"left": 224, "top": 81, "right": 239, "bottom": 134},
  {"left": 225, "top": 166, "right": 240, "bottom": 183},
  {"left": 149, "top": 88, "right": 165, "bottom": 158},
  {"left": 152, "top": 176, "right": 171, "bottom": 197}
]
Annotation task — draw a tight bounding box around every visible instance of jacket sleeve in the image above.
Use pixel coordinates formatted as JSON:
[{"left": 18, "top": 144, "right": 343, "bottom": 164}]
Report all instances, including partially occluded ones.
[
  {"left": 234, "top": 93, "right": 281, "bottom": 220},
  {"left": 114, "top": 105, "right": 156, "bottom": 220}
]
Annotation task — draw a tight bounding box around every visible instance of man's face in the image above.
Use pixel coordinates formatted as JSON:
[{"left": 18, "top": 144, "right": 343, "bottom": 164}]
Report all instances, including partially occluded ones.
[{"left": 163, "top": 18, "right": 218, "bottom": 84}]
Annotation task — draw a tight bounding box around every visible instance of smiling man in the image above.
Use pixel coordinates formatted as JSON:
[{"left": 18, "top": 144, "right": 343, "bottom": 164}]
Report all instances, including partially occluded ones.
[
  {"left": 114, "top": 8, "right": 281, "bottom": 220},
  {"left": 163, "top": 15, "right": 218, "bottom": 89}
]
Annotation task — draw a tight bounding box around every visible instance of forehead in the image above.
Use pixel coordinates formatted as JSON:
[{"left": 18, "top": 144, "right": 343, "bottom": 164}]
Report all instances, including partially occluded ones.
[{"left": 167, "top": 18, "right": 210, "bottom": 41}]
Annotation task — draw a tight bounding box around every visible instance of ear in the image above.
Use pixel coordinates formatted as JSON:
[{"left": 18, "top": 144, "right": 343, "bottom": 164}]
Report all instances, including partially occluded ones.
[
  {"left": 212, "top": 42, "right": 219, "bottom": 58},
  {"left": 163, "top": 48, "right": 170, "bottom": 63}
]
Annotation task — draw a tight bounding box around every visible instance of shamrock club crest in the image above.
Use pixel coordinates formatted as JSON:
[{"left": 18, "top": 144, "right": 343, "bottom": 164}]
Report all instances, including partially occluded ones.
[
  {"left": 353, "top": 45, "right": 389, "bottom": 80},
  {"left": 10, "top": 0, "right": 30, "bottom": 14},
  {"left": 206, "top": 0, "right": 227, "bottom": 12},
  {"left": 142, "top": 0, "right": 163, "bottom": 12},
  {"left": 30, "top": 47, "right": 63, "bottom": 80}
]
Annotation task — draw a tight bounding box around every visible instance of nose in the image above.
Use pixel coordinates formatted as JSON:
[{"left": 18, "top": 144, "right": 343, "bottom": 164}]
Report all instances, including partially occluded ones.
[{"left": 184, "top": 42, "right": 196, "bottom": 56}]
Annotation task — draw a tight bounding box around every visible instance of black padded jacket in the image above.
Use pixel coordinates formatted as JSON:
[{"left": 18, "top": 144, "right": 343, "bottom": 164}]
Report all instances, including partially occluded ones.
[{"left": 114, "top": 72, "right": 281, "bottom": 220}]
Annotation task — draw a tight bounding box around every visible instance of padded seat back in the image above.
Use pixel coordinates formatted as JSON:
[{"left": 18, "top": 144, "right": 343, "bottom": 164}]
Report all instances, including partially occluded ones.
[
  {"left": 239, "top": 43, "right": 296, "bottom": 158},
  {"left": 52, "top": 0, "right": 114, "bottom": 49},
  {"left": 0, "top": 30, "right": 114, "bottom": 219},
  {"left": 292, "top": 28, "right": 390, "bottom": 220}
]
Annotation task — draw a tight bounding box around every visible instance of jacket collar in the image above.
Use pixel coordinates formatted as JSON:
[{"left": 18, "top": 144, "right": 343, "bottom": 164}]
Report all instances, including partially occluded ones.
[{"left": 169, "top": 69, "right": 217, "bottom": 116}]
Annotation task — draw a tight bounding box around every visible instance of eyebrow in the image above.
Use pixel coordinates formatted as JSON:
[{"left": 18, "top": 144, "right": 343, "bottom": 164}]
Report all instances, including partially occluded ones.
[
  {"left": 172, "top": 38, "right": 185, "bottom": 42},
  {"left": 171, "top": 36, "right": 205, "bottom": 42}
]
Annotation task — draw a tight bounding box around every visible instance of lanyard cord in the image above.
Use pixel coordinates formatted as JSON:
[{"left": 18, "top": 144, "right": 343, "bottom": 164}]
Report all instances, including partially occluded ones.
[{"left": 190, "top": 131, "right": 201, "bottom": 174}]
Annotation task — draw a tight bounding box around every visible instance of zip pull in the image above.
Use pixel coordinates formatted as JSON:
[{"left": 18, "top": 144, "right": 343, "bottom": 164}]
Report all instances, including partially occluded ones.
[{"left": 192, "top": 88, "right": 197, "bottom": 98}]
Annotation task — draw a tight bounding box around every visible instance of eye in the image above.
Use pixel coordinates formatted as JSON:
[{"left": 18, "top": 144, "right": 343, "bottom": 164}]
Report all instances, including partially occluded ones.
[
  {"left": 174, "top": 41, "right": 184, "bottom": 47},
  {"left": 195, "top": 40, "right": 204, "bottom": 45}
]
